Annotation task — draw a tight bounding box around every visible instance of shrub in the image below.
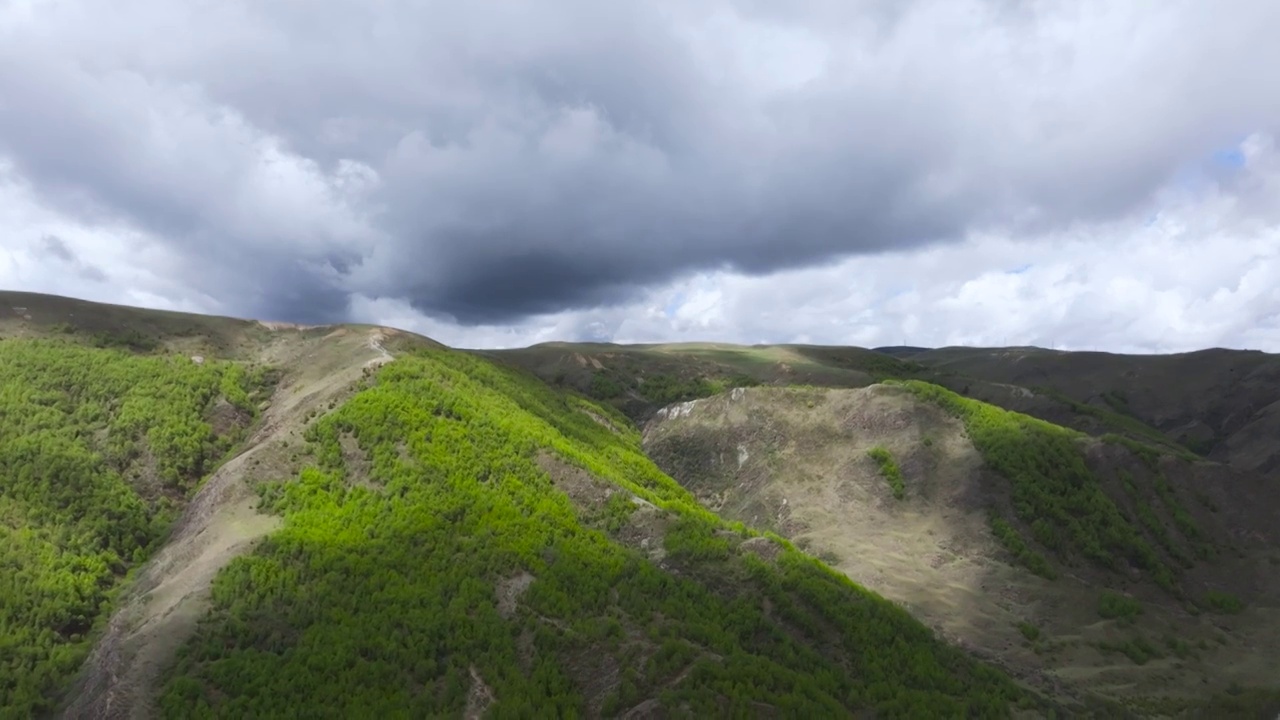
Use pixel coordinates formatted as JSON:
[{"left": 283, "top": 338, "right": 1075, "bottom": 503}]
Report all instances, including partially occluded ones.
[
  {"left": 1203, "top": 591, "right": 1244, "bottom": 615},
  {"left": 867, "top": 446, "right": 906, "bottom": 500},
  {"left": 1097, "top": 591, "right": 1143, "bottom": 621}
]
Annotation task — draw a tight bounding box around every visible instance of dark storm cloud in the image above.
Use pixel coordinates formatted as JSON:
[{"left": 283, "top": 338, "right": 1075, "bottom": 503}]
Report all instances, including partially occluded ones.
[
  {"left": 1, "top": 0, "right": 1279, "bottom": 324},
  {"left": 36, "top": 235, "right": 75, "bottom": 264},
  {"left": 33, "top": 235, "right": 108, "bottom": 283}
]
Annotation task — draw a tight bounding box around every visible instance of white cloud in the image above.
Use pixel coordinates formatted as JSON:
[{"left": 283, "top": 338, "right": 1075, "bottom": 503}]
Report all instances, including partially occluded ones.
[{"left": 1, "top": 2, "right": 1279, "bottom": 353}]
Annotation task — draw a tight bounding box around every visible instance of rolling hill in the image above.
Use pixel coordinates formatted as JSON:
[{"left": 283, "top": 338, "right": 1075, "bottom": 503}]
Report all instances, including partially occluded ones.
[{"left": 2, "top": 290, "right": 1278, "bottom": 718}]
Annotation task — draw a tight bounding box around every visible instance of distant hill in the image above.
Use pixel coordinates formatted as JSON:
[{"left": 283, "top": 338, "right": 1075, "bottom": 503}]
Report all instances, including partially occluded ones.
[
  {"left": 871, "top": 345, "right": 932, "bottom": 358},
  {"left": 911, "top": 345, "right": 1280, "bottom": 474}
]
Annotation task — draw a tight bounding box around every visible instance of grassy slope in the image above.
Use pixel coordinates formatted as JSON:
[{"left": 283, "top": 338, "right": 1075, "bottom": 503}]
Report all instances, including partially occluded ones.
[
  {"left": 0, "top": 338, "right": 269, "bottom": 718},
  {"left": 157, "top": 349, "right": 1041, "bottom": 718},
  {"left": 0, "top": 290, "right": 271, "bottom": 359}
]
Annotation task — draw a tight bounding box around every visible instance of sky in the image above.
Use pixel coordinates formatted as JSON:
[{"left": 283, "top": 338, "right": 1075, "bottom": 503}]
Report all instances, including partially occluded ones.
[{"left": 1, "top": 0, "right": 1279, "bottom": 353}]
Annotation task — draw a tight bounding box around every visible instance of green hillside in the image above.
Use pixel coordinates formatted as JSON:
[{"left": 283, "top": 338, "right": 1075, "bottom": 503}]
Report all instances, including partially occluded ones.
[
  {"left": 0, "top": 339, "right": 270, "bottom": 718},
  {"left": 157, "top": 349, "right": 1039, "bottom": 717},
  {"left": 5, "top": 292, "right": 1275, "bottom": 717}
]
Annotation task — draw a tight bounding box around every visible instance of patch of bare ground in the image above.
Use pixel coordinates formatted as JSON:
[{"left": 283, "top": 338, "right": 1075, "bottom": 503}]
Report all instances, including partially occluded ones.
[
  {"left": 618, "top": 698, "right": 663, "bottom": 719},
  {"left": 59, "top": 328, "right": 398, "bottom": 719},
  {"left": 496, "top": 572, "right": 535, "bottom": 619},
  {"left": 738, "top": 536, "right": 782, "bottom": 563},
  {"left": 205, "top": 396, "right": 252, "bottom": 437},
  {"left": 616, "top": 504, "right": 672, "bottom": 565},
  {"left": 580, "top": 407, "right": 622, "bottom": 434},
  {"left": 562, "top": 645, "right": 621, "bottom": 717},
  {"left": 463, "top": 666, "right": 496, "bottom": 720},
  {"left": 338, "top": 432, "right": 381, "bottom": 490},
  {"left": 534, "top": 452, "right": 672, "bottom": 564},
  {"left": 536, "top": 452, "right": 615, "bottom": 509}
]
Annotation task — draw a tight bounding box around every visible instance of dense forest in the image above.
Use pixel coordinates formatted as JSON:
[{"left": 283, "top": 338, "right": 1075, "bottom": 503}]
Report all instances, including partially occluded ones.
[
  {"left": 159, "top": 350, "right": 1041, "bottom": 717},
  {"left": 0, "top": 339, "right": 268, "bottom": 717}
]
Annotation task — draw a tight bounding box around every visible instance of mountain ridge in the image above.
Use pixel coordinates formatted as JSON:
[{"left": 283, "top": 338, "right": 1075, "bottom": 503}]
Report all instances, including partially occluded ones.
[{"left": 1, "top": 290, "right": 1278, "bottom": 718}]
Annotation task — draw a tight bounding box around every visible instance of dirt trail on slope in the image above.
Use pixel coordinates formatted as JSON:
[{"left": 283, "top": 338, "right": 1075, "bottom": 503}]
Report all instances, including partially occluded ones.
[{"left": 59, "top": 329, "right": 391, "bottom": 719}]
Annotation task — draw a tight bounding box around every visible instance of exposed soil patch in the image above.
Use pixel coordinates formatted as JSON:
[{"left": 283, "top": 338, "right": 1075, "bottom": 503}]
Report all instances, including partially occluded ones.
[
  {"left": 619, "top": 699, "right": 663, "bottom": 719},
  {"left": 617, "top": 505, "right": 673, "bottom": 564},
  {"left": 496, "top": 571, "right": 535, "bottom": 619},
  {"left": 562, "top": 644, "right": 621, "bottom": 717},
  {"left": 206, "top": 397, "right": 252, "bottom": 438},
  {"left": 463, "top": 665, "right": 496, "bottom": 720},
  {"left": 580, "top": 407, "right": 622, "bottom": 434},
  {"left": 536, "top": 452, "right": 614, "bottom": 510},
  {"left": 338, "top": 432, "right": 381, "bottom": 489},
  {"left": 739, "top": 536, "right": 783, "bottom": 564},
  {"left": 536, "top": 452, "right": 671, "bottom": 562}
]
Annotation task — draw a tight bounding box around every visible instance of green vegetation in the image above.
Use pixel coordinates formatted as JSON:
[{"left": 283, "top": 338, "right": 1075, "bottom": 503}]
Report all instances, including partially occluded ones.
[
  {"left": 1097, "top": 591, "right": 1143, "bottom": 622},
  {"left": 1097, "top": 634, "right": 1163, "bottom": 665},
  {"left": 160, "top": 349, "right": 1035, "bottom": 718},
  {"left": 989, "top": 516, "right": 1057, "bottom": 580},
  {"left": 1101, "top": 433, "right": 1163, "bottom": 468},
  {"left": 866, "top": 446, "right": 906, "bottom": 500},
  {"left": 589, "top": 368, "right": 758, "bottom": 408},
  {"left": 0, "top": 339, "right": 268, "bottom": 718},
  {"left": 1037, "top": 386, "right": 1197, "bottom": 458},
  {"left": 1016, "top": 622, "right": 1041, "bottom": 642},
  {"left": 791, "top": 347, "right": 930, "bottom": 382},
  {"left": 1161, "top": 634, "right": 1199, "bottom": 660},
  {"left": 893, "top": 381, "right": 1178, "bottom": 590},
  {"left": 1203, "top": 590, "right": 1244, "bottom": 615}
]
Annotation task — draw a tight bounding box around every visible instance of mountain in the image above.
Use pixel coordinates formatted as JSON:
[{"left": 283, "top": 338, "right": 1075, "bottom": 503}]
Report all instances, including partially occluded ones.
[
  {"left": 2, "top": 290, "right": 1278, "bottom": 718},
  {"left": 1, "top": 292, "right": 1042, "bottom": 719}
]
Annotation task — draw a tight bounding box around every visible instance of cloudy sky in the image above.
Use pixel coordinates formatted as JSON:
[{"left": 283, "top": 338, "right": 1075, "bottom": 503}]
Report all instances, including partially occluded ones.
[{"left": 2, "top": 0, "right": 1279, "bottom": 353}]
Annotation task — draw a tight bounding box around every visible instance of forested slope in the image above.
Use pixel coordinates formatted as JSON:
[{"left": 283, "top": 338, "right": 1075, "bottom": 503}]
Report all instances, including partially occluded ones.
[
  {"left": 157, "top": 349, "right": 1042, "bottom": 718},
  {"left": 0, "top": 339, "right": 269, "bottom": 718}
]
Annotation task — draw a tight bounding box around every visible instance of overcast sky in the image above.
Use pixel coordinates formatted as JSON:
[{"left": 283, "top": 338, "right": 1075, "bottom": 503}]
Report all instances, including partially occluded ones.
[{"left": 2, "top": 1, "right": 1279, "bottom": 352}]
